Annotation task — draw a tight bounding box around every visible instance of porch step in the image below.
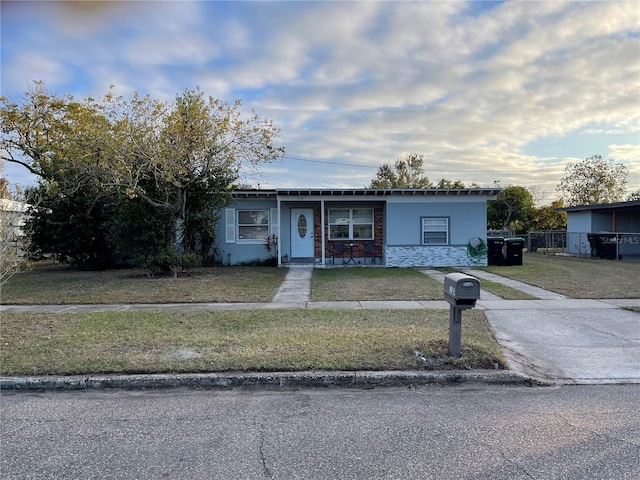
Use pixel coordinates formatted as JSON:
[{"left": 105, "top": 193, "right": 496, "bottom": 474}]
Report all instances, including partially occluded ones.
[{"left": 271, "top": 267, "right": 313, "bottom": 304}]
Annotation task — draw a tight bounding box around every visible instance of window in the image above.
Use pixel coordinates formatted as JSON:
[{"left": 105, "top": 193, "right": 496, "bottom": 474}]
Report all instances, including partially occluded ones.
[
  {"left": 329, "top": 208, "right": 373, "bottom": 240},
  {"left": 422, "top": 217, "right": 449, "bottom": 245},
  {"left": 237, "top": 209, "right": 269, "bottom": 242}
]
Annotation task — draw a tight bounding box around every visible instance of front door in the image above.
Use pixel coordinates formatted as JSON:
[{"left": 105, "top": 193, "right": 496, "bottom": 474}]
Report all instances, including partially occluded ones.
[{"left": 290, "top": 208, "right": 314, "bottom": 258}]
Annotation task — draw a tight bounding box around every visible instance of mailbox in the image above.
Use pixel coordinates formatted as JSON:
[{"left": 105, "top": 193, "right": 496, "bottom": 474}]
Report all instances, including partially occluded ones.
[
  {"left": 442, "top": 273, "right": 481, "bottom": 357},
  {"left": 443, "top": 273, "right": 480, "bottom": 309}
]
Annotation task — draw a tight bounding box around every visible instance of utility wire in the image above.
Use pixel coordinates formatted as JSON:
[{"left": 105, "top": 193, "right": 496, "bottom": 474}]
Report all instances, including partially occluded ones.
[{"left": 282, "top": 155, "right": 566, "bottom": 173}]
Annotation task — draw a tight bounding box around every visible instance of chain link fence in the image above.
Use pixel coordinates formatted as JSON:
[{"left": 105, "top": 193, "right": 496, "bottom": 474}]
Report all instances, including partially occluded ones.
[{"left": 525, "top": 230, "right": 640, "bottom": 260}]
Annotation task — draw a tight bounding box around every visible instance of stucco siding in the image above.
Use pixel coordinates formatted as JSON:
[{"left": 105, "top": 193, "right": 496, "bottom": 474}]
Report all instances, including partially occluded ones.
[
  {"left": 383, "top": 199, "right": 488, "bottom": 267},
  {"left": 218, "top": 190, "right": 497, "bottom": 267},
  {"left": 385, "top": 201, "right": 487, "bottom": 246},
  {"left": 216, "top": 198, "right": 277, "bottom": 265},
  {"left": 567, "top": 211, "right": 592, "bottom": 234}
]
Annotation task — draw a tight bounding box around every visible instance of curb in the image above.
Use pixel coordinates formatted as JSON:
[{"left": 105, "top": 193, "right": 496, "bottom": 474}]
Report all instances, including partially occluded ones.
[{"left": 0, "top": 370, "right": 548, "bottom": 392}]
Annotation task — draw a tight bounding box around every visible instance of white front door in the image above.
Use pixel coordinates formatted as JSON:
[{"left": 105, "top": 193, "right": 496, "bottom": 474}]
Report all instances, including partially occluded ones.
[{"left": 290, "top": 208, "right": 314, "bottom": 258}]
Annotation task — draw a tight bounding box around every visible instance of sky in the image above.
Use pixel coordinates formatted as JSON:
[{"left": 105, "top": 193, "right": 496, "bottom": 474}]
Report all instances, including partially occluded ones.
[{"left": 1, "top": 0, "right": 639, "bottom": 204}]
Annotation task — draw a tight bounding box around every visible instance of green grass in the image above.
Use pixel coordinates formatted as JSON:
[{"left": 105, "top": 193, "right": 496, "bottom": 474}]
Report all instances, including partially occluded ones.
[
  {"left": 312, "top": 268, "right": 444, "bottom": 301},
  {"left": 482, "top": 254, "right": 640, "bottom": 299},
  {"left": 0, "top": 309, "right": 505, "bottom": 375},
  {"left": 478, "top": 280, "right": 538, "bottom": 300},
  {"left": 0, "top": 265, "right": 287, "bottom": 304}
]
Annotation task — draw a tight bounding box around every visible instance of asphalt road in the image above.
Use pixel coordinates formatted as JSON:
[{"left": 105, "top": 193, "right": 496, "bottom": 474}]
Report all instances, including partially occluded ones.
[{"left": 2, "top": 384, "right": 639, "bottom": 479}]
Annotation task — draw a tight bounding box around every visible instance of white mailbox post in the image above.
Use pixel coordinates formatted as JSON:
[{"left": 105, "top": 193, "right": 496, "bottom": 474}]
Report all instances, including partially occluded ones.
[{"left": 443, "top": 273, "right": 481, "bottom": 357}]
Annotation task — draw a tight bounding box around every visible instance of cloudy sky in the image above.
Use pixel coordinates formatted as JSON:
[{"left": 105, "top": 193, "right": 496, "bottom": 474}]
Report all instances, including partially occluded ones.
[{"left": 2, "top": 0, "right": 639, "bottom": 203}]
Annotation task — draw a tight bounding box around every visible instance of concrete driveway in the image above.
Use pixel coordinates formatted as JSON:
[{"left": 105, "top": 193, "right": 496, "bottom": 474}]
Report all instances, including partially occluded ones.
[{"left": 485, "top": 304, "right": 640, "bottom": 384}]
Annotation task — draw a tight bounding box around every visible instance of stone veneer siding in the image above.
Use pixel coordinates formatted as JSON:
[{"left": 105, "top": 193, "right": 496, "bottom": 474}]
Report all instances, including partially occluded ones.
[{"left": 384, "top": 245, "right": 487, "bottom": 267}]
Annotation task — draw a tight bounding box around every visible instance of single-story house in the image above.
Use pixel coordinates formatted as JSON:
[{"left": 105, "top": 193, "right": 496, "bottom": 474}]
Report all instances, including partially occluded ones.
[
  {"left": 558, "top": 200, "right": 640, "bottom": 259},
  {"left": 216, "top": 188, "right": 501, "bottom": 267}
]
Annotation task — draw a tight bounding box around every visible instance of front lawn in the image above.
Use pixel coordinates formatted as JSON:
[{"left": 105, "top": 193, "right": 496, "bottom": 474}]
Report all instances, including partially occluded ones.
[
  {"left": 482, "top": 254, "right": 640, "bottom": 299},
  {"left": 312, "top": 268, "right": 443, "bottom": 301},
  {"left": 0, "top": 309, "right": 505, "bottom": 375},
  {"left": 0, "top": 265, "right": 287, "bottom": 304}
]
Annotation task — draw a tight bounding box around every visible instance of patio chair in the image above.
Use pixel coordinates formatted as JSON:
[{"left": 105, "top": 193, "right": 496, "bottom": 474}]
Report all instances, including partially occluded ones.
[
  {"left": 332, "top": 243, "right": 345, "bottom": 265},
  {"left": 364, "top": 243, "right": 379, "bottom": 265}
]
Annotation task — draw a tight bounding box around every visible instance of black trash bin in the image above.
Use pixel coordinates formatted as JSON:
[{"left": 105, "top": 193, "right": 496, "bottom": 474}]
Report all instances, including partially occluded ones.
[
  {"left": 505, "top": 237, "right": 525, "bottom": 266},
  {"left": 487, "top": 237, "right": 505, "bottom": 266},
  {"left": 596, "top": 234, "right": 617, "bottom": 260}
]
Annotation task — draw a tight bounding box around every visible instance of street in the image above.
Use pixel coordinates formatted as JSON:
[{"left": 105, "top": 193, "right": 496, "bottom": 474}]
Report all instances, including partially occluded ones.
[{"left": 2, "top": 384, "right": 639, "bottom": 479}]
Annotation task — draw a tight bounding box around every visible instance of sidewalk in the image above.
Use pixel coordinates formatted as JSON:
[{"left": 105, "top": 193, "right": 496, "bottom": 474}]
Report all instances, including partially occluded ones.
[{"left": 2, "top": 267, "right": 639, "bottom": 389}]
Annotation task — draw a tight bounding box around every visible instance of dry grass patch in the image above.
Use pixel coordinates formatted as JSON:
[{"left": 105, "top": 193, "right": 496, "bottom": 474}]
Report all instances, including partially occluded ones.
[
  {"left": 483, "top": 254, "right": 640, "bottom": 299},
  {"left": 0, "top": 265, "right": 287, "bottom": 304},
  {"left": 0, "top": 309, "right": 505, "bottom": 375},
  {"left": 312, "top": 268, "right": 443, "bottom": 301}
]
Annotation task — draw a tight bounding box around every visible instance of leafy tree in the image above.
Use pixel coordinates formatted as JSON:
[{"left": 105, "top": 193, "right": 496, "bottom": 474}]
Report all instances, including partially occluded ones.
[
  {"left": 487, "top": 185, "right": 534, "bottom": 234},
  {"left": 108, "top": 194, "right": 176, "bottom": 275},
  {"left": 370, "top": 153, "right": 433, "bottom": 188},
  {"left": 2, "top": 83, "right": 284, "bottom": 273},
  {"left": 435, "top": 178, "right": 466, "bottom": 188},
  {"left": 1, "top": 82, "right": 110, "bottom": 194},
  {"left": 25, "top": 180, "right": 115, "bottom": 269},
  {"left": 530, "top": 200, "right": 567, "bottom": 231},
  {"left": 102, "top": 88, "right": 282, "bottom": 221},
  {"left": 179, "top": 172, "right": 235, "bottom": 265},
  {"left": 627, "top": 189, "right": 640, "bottom": 201},
  {"left": 557, "top": 154, "right": 629, "bottom": 206}
]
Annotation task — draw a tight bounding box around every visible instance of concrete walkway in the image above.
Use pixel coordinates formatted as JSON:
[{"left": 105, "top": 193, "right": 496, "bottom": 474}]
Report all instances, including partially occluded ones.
[
  {"left": 2, "top": 267, "right": 639, "bottom": 387},
  {"left": 461, "top": 268, "right": 567, "bottom": 300},
  {"left": 271, "top": 266, "right": 312, "bottom": 304}
]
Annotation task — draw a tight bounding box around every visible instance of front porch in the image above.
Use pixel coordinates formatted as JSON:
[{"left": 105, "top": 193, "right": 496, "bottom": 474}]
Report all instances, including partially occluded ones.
[{"left": 276, "top": 196, "right": 384, "bottom": 267}]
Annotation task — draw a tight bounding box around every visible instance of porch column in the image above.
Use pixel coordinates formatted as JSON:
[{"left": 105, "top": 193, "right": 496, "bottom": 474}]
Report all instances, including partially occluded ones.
[
  {"left": 321, "top": 199, "right": 325, "bottom": 265},
  {"left": 277, "top": 195, "right": 282, "bottom": 267}
]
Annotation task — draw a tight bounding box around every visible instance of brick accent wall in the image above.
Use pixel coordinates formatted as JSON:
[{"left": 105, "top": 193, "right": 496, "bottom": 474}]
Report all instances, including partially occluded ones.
[{"left": 320, "top": 207, "right": 384, "bottom": 264}]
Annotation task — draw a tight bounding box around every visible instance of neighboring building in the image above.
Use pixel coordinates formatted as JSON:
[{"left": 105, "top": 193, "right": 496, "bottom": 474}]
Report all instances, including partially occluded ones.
[
  {"left": 558, "top": 200, "right": 640, "bottom": 259},
  {"left": 0, "top": 198, "right": 30, "bottom": 270},
  {"left": 0, "top": 197, "right": 29, "bottom": 236},
  {"left": 216, "top": 188, "right": 501, "bottom": 267}
]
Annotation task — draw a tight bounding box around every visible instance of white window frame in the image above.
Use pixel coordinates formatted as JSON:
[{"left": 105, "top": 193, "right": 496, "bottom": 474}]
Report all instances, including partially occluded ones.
[
  {"left": 422, "top": 217, "right": 449, "bottom": 245},
  {"left": 237, "top": 209, "right": 270, "bottom": 244},
  {"left": 328, "top": 208, "right": 374, "bottom": 240}
]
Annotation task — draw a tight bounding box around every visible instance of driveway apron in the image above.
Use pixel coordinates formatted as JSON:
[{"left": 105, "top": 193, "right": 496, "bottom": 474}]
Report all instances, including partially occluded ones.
[{"left": 485, "top": 305, "right": 640, "bottom": 384}]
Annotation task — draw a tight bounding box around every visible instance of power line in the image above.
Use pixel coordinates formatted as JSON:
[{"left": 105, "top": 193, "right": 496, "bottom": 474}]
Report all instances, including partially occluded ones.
[
  {"left": 276, "top": 124, "right": 636, "bottom": 137},
  {"left": 282, "top": 155, "right": 566, "bottom": 174}
]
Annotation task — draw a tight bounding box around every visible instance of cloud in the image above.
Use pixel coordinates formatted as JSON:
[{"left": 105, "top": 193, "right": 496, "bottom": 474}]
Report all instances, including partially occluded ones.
[
  {"left": 1, "top": 0, "right": 638, "bottom": 204},
  {"left": 2, "top": 53, "right": 68, "bottom": 90},
  {"left": 609, "top": 144, "right": 640, "bottom": 163}
]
